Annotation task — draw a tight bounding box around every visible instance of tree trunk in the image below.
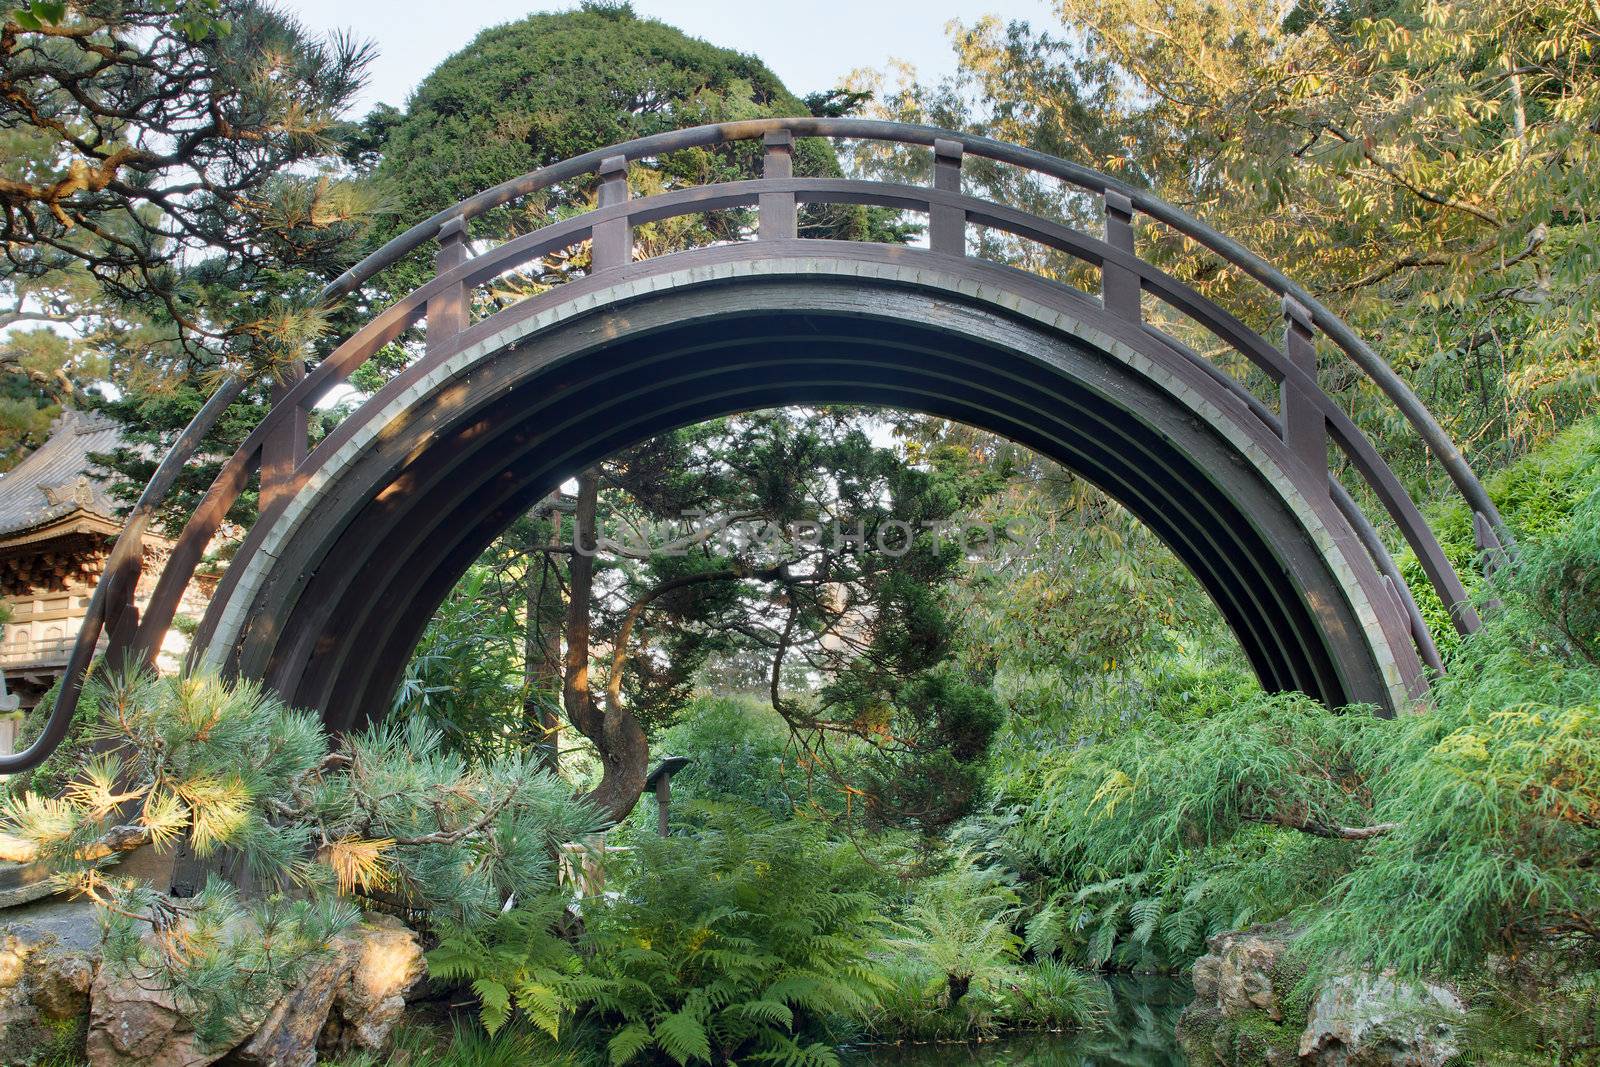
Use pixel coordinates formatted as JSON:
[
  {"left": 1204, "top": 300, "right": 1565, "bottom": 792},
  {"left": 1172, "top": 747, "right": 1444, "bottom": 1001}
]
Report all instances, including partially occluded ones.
[
  {"left": 562, "top": 467, "right": 649, "bottom": 824},
  {"left": 524, "top": 500, "right": 564, "bottom": 773}
]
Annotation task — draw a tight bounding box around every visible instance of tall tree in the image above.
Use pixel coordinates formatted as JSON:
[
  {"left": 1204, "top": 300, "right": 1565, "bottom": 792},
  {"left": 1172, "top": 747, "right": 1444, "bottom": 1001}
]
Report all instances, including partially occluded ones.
[
  {"left": 859, "top": 0, "right": 1600, "bottom": 486},
  {"left": 1, "top": 0, "right": 377, "bottom": 377},
  {"left": 402, "top": 411, "right": 1002, "bottom": 830}
]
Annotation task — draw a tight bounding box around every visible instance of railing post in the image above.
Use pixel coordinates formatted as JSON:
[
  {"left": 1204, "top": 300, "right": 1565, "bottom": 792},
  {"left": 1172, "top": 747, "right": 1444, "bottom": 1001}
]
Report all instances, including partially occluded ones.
[
  {"left": 259, "top": 361, "right": 309, "bottom": 513},
  {"left": 426, "top": 216, "right": 470, "bottom": 359},
  {"left": 1281, "top": 296, "right": 1328, "bottom": 488},
  {"left": 591, "top": 154, "right": 632, "bottom": 271},
  {"left": 1101, "top": 189, "right": 1141, "bottom": 321},
  {"left": 760, "top": 129, "right": 796, "bottom": 240},
  {"left": 930, "top": 138, "right": 965, "bottom": 255}
]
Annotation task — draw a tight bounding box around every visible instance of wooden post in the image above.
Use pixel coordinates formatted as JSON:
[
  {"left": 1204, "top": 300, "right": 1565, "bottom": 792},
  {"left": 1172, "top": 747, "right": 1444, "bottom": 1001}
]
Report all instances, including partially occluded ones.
[
  {"left": 645, "top": 756, "right": 690, "bottom": 837},
  {"left": 930, "top": 138, "right": 965, "bottom": 255},
  {"left": 591, "top": 154, "right": 632, "bottom": 271},
  {"left": 426, "top": 216, "right": 469, "bottom": 358},
  {"left": 760, "top": 129, "right": 797, "bottom": 240},
  {"left": 1281, "top": 296, "right": 1328, "bottom": 486},
  {"left": 655, "top": 774, "right": 670, "bottom": 838},
  {"left": 258, "top": 361, "right": 308, "bottom": 513},
  {"left": 1101, "top": 189, "right": 1141, "bottom": 321}
]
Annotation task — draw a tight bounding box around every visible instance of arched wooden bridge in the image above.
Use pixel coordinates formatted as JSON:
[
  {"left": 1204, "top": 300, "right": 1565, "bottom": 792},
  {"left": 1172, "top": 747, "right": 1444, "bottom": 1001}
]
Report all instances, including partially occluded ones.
[{"left": 5, "top": 118, "right": 1510, "bottom": 773}]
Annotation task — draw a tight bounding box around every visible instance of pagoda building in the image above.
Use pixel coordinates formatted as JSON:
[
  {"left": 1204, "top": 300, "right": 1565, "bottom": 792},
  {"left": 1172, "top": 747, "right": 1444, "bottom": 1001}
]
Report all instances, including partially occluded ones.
[{"left": 0, "top": 410, "right": 215, "bottom": 713}]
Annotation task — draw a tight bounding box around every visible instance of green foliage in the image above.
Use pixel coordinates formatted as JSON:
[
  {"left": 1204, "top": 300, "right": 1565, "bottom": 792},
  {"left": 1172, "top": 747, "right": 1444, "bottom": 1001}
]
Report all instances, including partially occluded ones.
[
  {"left": 963, "top": 420, "right": 1600, "bottom": 1000},
  {"left": 649, "top": 695, "right": 802, "bottom": 819},
  {"left": 99, "top": 878, "right": 361, "bottom": 1048},
  {"left": 1400, "top": 414, "right": 1600, "bottom": 653},
  {"left": 323, "top": 1020, "right": 555, "bottom": 1067},
  {"left": 372, "top": 5, "right": 903, "bottom": 300},
  {"left": 833, "top": 664, "right": 1003, "bottom": 836},
  {"left": 976, "top": 666, "right": 1357, "bottom": 971},
  {"left": 428, "top": 894, "right": 583, "bottom": 1039},
  {"left": 394, "top": 565, "right": 535, "bottom": 760},
  {"left": 1298, "top": 491, "right": 1600, "bottom": 978},
  {"left": 868, "top": 854, "right": 1104, "bottom": 1042},
  {"left": 885, "top": 854, "right": 1023, "bottom": 1006},
  {"left": 567, "top": 810, "right": 887, "bottom": 1065},
  {"left": 4, "top": 0, "right": 382, "bottom": 512}
]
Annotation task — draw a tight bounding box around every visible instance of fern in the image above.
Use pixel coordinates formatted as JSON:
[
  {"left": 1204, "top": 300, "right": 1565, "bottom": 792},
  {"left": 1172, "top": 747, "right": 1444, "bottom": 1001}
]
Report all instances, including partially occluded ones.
[
  {"left": 562, "top": 808, "right": 887, "bottom": 1064},
  {"left": 654, "top": 1011, "right": 712, "bottom": 1065},
  {"left": 607, "top": 1022, "right": 654, "bottom": 1065}
]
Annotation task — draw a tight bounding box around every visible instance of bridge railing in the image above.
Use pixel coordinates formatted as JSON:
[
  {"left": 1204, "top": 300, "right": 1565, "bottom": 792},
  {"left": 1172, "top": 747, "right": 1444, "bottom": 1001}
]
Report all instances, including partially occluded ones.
[{"left": 1, "top": 117, "right": 1504, "bottom": 774}]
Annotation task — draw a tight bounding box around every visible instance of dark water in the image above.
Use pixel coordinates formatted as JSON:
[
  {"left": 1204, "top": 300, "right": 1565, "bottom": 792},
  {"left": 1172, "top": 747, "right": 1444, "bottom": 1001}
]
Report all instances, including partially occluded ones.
[{"left": 846, "top": 976, "right": 1192, "bottom": 1066}]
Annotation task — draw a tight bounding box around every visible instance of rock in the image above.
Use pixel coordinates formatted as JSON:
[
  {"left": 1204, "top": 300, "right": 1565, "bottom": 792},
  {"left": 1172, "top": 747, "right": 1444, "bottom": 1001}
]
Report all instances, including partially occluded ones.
[
  {"left": 86, "top": 914, "right": 271, "bottom": 1067},
  {"left": 223, "top": 912, "right": 424, "bottom": 1067},
  {"left": 0, "top": 892, "right": 423, "bottom": 1067},
  {"left": 1203, "top": 921, "right": 1298, "bottom": 1021},
  {"left": 317, "top": 913, "right": 425, "bottom": 1058},
  {"left": 224, "top": 950, "right": 354, "bottom": 1067},
  {"left": 1177, "top": 920, "right": 1466, "bottom": 1067},
  {"left": 34, "top": 951, "right": 95, "bottom": 1019},
  {"left": 1178, "top": 920, "right": 1305, "bottom": 1065},
  {"left": 1299, "top": 972, "right": 1464, "bottom": 1067},
  {"left": 86, "top": 963, "right": 238, "bottom": 1067},
  {"left": 0, "top": 860, "right": 60, "bottom": 909},
  {"left": 0, "top": 897, "right": 100, "bottom": 1066},
  {"left": 0, "top": 834, "right": 39, "bottom": 863}
]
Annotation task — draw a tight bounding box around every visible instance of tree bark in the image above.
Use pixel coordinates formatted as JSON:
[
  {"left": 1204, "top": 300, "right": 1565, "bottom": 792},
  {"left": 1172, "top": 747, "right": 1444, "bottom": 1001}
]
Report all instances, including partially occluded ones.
[
  {"left": 524, "top": 499, "right": 564, "bottom": 773},
  {"left": 563, "top": 468, "right": 649, "bottom": 825}
]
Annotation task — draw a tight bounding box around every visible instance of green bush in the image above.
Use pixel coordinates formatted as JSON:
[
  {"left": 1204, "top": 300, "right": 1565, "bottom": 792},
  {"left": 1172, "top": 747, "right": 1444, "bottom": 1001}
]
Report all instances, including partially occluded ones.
[
  {"left": 649, "top": 695, "right": 802, "bottom": 819},
  {"left": 1400, "top": 414, "right": 1600, "bottom": 654},
  {"left": 1298, "top": 479, "right": 1600, "bottom": 979},
  {"left": 867, "top": 854, "right": 1102, "bottom": 1042}
]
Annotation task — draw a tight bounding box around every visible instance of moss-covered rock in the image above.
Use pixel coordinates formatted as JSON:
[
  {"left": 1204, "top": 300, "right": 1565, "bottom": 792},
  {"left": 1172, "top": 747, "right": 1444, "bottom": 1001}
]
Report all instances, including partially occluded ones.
[
  {"left": 1177, "top": 922, "right": 1464, "bottom": 1066},
  {"left": 0, "top": 898, "right": 98, "bottom": 1066}
]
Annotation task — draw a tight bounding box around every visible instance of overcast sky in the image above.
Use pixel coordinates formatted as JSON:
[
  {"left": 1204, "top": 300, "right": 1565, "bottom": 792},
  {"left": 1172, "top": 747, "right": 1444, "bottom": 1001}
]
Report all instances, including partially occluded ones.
[{"left": 276, "top": 0, "right": 1049, "bottom": 117}]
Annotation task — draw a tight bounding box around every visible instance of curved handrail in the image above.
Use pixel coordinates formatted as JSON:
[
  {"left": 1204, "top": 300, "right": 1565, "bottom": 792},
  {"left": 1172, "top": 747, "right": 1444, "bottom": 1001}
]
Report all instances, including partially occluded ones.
[{"left": 6, "top": 117, "right": 1502, "bottom": 775}]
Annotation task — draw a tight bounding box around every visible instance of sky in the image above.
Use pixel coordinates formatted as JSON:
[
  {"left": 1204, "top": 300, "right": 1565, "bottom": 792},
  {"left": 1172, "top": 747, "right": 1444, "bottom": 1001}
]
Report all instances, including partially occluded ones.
[{"left": 276, "top": 0, "right": 1050, "bottom": 117}]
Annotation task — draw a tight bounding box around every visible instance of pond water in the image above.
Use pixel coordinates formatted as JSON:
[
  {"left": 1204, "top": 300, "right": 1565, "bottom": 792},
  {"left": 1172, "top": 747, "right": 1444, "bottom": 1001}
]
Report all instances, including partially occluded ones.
[{"left": 846, "top": 976, "right": 1192, "bottom": 1066}]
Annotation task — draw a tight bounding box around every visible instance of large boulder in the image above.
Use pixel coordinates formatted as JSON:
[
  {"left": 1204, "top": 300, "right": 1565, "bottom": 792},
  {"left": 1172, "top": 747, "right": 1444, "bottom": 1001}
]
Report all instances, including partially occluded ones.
[
  {"left": 1191, "top": 921, "right": 1299, "bottom": 1022},
  {"left": 0, "top": 897, "right": 100, "bottom": 1066},
  {"left": 0, "top": 896, "right": 423, "bottom": 1067},
  {"left": 85, "top": 910, "right": 422, "bottom": 1067},
  {"left": 1299, "top": 973, "right": 1463, "bottom": 1067},
  {"left": 86, "top": 960, "right": 255, "bottom": 1067},
  {"left": 317, "top": 913, "right": 425, "bottom": 1059}
]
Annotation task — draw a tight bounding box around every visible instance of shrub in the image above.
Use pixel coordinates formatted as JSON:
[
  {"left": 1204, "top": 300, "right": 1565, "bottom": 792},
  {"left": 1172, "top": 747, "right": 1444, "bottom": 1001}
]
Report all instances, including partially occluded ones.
[
  {"left": 649, "top": 695, "right": 802, "bottom": 819},
  {"left": 1399, "top": 414, "right": 1600, "bottom": 653},
  {"left": 1298, "top": 484, "right": 1600, "bottom": 977},
  {"left": 868, "top": 854, "right": 1102, "bottom": 1042}
]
